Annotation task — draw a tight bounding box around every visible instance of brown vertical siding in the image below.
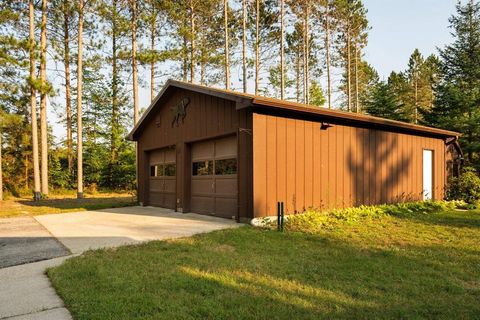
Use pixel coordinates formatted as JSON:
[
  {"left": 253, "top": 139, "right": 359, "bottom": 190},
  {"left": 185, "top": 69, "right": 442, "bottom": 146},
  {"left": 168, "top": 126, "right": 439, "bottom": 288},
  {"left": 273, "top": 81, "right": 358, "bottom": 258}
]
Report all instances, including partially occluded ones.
[{"left": 252, "top": 113, "right": 447, "bottom": 217}]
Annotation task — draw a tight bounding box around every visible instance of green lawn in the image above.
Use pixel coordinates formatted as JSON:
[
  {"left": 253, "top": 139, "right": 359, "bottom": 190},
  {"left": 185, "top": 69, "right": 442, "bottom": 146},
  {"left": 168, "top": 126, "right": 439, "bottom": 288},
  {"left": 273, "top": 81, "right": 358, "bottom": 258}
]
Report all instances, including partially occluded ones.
[
  {"left": 0, "top": 192, "right": 136, "bottom": 218},
  {"left": 48, "top": 207, "right": 480, "bottom": 319}
]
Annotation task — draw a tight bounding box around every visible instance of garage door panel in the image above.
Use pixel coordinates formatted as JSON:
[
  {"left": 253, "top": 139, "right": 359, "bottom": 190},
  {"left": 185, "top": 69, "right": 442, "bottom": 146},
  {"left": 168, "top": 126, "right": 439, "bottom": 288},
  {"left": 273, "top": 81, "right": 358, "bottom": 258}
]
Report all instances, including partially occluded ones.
[
  {"left": 164, "top": 179, "right": 176, "bottom": 193},
  {"left": 149, "top": 192, "right": 164, "bottom": 206},
  {"left": 164, "top": 194, "right": 176, "bottom": 208},
  {"left": 192, "top": 179, "right": 213, "bottom": 195},
  {"left": 192, "top": 140, "right": 214, "bottom": 161},
  {"left": 149, "top": 179, "right": 164, "bottom": 191},
  {"left": 215, "top": 198, "right": 237, "bottom": 218},
  {"left": 148, "top": 147, "right": 176, "bottom": 210},
  {"left": 165, "top": 149, "right": 176, "bottom": 162},
  {"left": 215, "top": 136, "right": 236, "bottom": 158},
  {"left": 149, "top": 150, "right": 164, "bottom": 164},
  {"left": 191, "top": 196, "right": 214, "bottom": 214},
  {"left": 215, "top": 178, "right": 237, "bottom": 195},
  {"left": 190, "top": 135, "right": 237, "bottom": 218}
]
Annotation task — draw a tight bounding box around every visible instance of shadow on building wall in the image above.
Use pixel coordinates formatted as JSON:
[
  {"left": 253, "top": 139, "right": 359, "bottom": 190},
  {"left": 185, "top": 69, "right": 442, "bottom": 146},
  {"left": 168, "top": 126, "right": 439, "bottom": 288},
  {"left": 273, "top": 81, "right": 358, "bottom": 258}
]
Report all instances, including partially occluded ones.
[{"left": 347, "top": 130, "right": 412, "bottom": 207}]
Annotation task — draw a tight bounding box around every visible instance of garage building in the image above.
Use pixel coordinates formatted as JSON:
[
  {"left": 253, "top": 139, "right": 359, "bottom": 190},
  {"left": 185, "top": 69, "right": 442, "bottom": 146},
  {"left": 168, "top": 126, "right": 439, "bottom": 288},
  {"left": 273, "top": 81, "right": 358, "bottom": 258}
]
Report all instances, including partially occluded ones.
[{"left": 128, "top": 80, "right": 461, "bottom": 222}]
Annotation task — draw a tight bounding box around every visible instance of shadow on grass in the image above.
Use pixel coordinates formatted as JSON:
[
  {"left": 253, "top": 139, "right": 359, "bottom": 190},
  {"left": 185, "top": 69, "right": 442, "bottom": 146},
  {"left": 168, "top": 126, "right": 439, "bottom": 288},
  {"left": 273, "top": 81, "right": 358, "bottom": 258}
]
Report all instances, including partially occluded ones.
[
  {"left": 48, "top": 227, "right": 480, "bottom": 319},
  {"left": 16, "top": 196, "right": 136, "bottom": 211}
]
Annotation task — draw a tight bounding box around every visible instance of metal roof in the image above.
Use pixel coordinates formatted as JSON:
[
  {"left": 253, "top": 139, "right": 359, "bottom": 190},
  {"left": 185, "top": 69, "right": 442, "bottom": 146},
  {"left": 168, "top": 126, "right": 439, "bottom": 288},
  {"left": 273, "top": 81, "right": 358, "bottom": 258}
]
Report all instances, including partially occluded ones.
[{"left": 128, "top": 79, "right": 459, "bottom": 140}]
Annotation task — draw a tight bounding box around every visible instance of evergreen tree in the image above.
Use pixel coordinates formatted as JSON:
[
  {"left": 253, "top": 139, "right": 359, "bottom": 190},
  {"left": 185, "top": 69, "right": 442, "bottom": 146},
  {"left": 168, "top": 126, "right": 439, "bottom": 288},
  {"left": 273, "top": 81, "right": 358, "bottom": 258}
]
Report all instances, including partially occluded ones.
[
  {"left": 308, "top": 80, "right": 326, "bottom": 107},
  {"left": 335, "top": 0, "right": 369, "bottom": 112},
  {"left": 405, "top": 49, "right": 439, "bottom": 123},
  {"left": 364, "top": 81, "right": 401, "bottom": 120},
  {"left": 250, "top": 0, "right": 279, "bottom": 95},
  {"left": 426, "top": 0, "right": 480, "bottom": 167}
]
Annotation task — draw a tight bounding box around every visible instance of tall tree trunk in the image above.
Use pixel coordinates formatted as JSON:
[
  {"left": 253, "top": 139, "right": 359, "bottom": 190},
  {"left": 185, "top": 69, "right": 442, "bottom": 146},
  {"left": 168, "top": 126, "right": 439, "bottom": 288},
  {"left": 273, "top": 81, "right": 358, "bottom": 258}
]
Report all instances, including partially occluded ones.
[
  {"left": 200, "top": 54, "right": 205, "bottom": 85},
  {"left": 182, "top": 35, "right": 187, "bottom": 81},
  {"left": 190, "top": 1, "right": 195, "bottom": 83},
  {"left": 255, "top": 0, "right": 260, "bottom": 94},
  {"left": 150, "top": 4, "right": 156, "bottom": 102},
  {"left": 40, "top": 0, "right": 49, "bottom": 196},
  {"left": 296, "top": 49, "right": 300, "bottom": 102},
  {"left": 63, "top": 0, "right": 73, "bottom": 174},
  {"left": 111, "top": 0, "right": 119, "bottom": 169},
  {"left": 280, "top": 0, "right": 285, "bottom": 99},
  {"left": 224, "top": 0, "right": 230, "bottom": 89},
  {"left": 414, "top": 75, "right": 418, "bottom": 124},
  {"left": 242, "top": 0, "right": 247, "bottom": 93},
  {"left": 305, "top": 3, "right": 310, "bottom": 104},
  {"left": 354, "top": 42, "right": 360, "bottom": 113},
  {"left": 0, "top": 130, "right": 3, "bottom": 201},
  {"left": 346, "top": 24, "right": 352, "bottom": 112},
  {"left": 325, "top": 0, "right": 332, "bottom": 108},
  {"left": 24, "top": 154, "right": 29, "bottom": 189},
  {"left": 76, "top": 0, "right": 84, "bottom": 198},
  {"left": 29, "top": 0, "right": 41, "bottom": 201},
  {"left": 302, "top": 11, "right": 307, "bottom": 103},
  {"left": 131, "top": 0, "right": 139, "bottom": 125}
]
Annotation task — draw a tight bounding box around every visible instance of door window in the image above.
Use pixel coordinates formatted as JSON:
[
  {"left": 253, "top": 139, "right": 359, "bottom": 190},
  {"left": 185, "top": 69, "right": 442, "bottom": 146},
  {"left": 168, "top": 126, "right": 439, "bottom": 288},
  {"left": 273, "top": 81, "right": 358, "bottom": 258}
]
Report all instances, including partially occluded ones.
[
  {"left": 215, "top": 158, "right": 237, "bottom": 175},
  {"left": 164, "top": 164, "right": 176, "bottom": 176},
  {"left": 150, "top": 165, "right": 164, "bottom": 177},
  {"left": 193, "top": 160, "right": 213, "bottom": 176}
]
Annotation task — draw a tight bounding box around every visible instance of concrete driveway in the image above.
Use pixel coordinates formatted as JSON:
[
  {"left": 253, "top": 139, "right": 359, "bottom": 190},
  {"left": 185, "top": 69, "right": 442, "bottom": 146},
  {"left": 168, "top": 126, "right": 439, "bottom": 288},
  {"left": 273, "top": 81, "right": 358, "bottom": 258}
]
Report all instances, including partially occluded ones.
[
  {"left": 34, "top": 206, "right": 241, "bottom": 254},
  {"left": 1, "top": 206, "right": 241, "bottom": 319}
]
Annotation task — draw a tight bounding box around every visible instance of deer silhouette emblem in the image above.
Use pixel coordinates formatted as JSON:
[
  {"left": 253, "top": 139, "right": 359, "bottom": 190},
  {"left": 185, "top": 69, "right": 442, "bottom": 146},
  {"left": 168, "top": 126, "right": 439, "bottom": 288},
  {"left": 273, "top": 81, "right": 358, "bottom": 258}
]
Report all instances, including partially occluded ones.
[{"left": 171, "top": 97, "right": 190, "bottom": 127}]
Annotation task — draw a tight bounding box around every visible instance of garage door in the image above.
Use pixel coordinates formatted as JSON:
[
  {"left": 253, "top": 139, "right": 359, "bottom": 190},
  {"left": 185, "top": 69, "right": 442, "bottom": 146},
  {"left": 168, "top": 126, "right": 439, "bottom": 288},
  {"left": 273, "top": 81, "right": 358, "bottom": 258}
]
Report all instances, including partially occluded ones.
[
  {"left": 191, "top": 136, "right": 237, "bottom": 219},
  {"left": 148, "top": 147, "right": 176, "bottom": 209}
]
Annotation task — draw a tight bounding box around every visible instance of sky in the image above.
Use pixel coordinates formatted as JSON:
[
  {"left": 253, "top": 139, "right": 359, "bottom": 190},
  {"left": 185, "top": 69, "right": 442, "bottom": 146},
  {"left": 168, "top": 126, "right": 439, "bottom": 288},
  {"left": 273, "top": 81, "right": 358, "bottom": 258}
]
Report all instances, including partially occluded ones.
[
  {"left": 49, "top": 0, "right": 459, "bottom": 140},
  {"left": 363, "top": 0, "right": 456, "bottom": 79}
]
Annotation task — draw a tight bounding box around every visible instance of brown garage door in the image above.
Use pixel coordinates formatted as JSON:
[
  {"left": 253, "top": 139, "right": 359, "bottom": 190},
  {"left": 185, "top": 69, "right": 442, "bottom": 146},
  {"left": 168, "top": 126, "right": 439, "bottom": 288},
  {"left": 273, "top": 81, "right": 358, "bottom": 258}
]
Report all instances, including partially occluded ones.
[
  {"left": 191, "top": 136, "right": 237, "bottom": 219},
  {"left": 148, "top": 147, "right": 176, "bottom": 209}
]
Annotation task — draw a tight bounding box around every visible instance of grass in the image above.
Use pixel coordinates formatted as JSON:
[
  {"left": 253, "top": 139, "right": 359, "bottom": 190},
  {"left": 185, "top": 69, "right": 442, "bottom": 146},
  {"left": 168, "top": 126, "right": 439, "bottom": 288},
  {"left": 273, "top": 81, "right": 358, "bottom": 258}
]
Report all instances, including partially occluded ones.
[
  {"left": 0, "top": 192, "right": 136, "bottom": 218},
  {"left": 47, "top": 205, "right": 480, "bottom": 319}
]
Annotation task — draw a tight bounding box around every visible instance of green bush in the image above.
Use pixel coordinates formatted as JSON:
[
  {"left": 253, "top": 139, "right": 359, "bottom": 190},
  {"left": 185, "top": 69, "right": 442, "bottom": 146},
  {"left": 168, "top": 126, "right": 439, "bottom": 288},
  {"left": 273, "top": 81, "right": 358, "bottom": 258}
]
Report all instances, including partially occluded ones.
[{"left": 447, "top": 167, "right": 480, "bottom": 205}]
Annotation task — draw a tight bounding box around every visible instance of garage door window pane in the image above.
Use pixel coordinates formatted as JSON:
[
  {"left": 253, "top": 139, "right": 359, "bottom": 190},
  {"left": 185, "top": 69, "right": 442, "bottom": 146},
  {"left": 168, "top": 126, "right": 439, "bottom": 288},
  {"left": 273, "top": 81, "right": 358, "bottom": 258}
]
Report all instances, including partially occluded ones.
[
  {"left": 158, "top": 165, "right": 165, "bottom": 177},
  {"left": 215, "top": 158, "right": 237, "bottom": 175},
  {"left": 150, "top": 166, "right": 156, "bottom": 177},
  {"left": 164, "top": 164, "right": 176, "bottom": 176},
  {"left": 193, "top": 160, "right": 213, "bottom": 176}
]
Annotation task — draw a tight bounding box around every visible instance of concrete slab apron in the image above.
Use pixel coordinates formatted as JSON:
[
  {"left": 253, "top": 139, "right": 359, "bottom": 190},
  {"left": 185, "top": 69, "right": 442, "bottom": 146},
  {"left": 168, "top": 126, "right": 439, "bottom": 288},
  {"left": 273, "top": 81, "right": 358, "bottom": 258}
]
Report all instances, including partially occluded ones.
[{"left": 35, "top": 206, "right": 241, "bottom": 254}]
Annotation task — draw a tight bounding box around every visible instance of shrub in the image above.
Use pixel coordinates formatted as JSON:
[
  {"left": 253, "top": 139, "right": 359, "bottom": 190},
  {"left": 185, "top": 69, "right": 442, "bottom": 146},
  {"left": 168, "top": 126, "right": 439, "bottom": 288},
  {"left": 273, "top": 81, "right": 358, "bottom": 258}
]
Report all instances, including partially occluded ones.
[{"left": 447, "top": 167, "right": 480, "bottom": 204}]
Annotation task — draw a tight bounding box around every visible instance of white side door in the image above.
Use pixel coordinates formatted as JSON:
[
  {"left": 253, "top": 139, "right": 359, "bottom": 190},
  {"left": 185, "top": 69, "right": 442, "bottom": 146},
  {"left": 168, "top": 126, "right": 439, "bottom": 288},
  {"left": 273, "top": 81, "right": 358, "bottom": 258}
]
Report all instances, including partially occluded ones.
[{"left": 422, "top": 149, "right": 433, "bottom": 200}]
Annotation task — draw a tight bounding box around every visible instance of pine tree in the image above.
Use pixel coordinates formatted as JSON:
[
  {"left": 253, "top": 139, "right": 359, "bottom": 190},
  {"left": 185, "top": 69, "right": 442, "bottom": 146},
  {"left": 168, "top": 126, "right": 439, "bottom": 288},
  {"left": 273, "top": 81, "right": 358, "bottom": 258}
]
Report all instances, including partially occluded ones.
[
  {"left": 309, "top": 81, "right": 326, "bottom": 107},
  {"left": 405, "top": 49, "right": 439, "bottom": 123},
  {"left": 320, "top": 0, "right": 334, "bottom": 108},
  {"left": 76, "top": 0, "right": 84, "bottom": 198},
  {"left": 49, "top": 0, "right": 76, "bottom": 177},
  {"left": 0, "top": 113, "right": 3, "bottom": 201},
  {"left": 427, "top": 0, "right": 480, "bottom": 167},
  {"left": 286, "top": 22, "right": 304, "bottom": 101},
  {"left": 364, "top": 81, "right": 401, "bottom": 120},
  {"left": 39, "top": 0, "right": 49, "bottom": 196},
  {"left": 251, "top": 0, "right": 279, "bottom": 95},
  {"left": 29, "top": 0, "right": 41, "bottom": 200},
  {"left": 335, "top": 0, "right": 368, "bottom": 112}
]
